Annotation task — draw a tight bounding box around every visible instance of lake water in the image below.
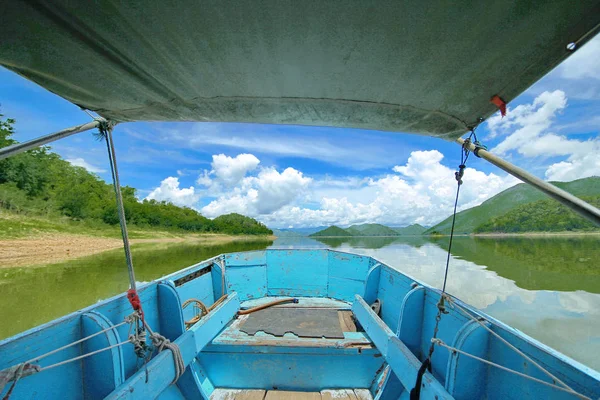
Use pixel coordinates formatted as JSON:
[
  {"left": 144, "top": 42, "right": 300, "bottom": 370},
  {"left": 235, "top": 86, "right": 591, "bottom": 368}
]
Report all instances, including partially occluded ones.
[{"left": 1, "top": 236, "right": 598, "bottom": 372}]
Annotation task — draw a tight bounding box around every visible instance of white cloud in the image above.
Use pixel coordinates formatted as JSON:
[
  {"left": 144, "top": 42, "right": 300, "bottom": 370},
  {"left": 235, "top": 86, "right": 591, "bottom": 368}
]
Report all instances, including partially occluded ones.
[
  {"left": 258, "top": 150, "right": 518, "bottom": 228},
  {"left": 207, "top": 153, "right": 260, "bottom": 187},
  {"left": 145, "top": 177, "right": 198, "bottom": 208},
  {"left": 202, "top": 166, "right": 311, "bottom": 217},
  {"left": 66, "top": 158, "right": 106, "bottom": 173},
  {"left": 488, "top": 90, "right": 600, "bottom": 181},
  {"left": 558, "top": 35, "right": 600, "bottom": 81}
]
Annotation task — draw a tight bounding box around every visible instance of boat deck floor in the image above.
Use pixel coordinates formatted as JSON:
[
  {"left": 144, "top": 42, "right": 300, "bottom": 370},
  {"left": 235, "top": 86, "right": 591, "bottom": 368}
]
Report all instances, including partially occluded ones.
[
  {"left": 211, "top": 388, "right": 373, "bottom": 400},
  {"left": 212, "top": 297, "right": 372, "bottom": 348}
]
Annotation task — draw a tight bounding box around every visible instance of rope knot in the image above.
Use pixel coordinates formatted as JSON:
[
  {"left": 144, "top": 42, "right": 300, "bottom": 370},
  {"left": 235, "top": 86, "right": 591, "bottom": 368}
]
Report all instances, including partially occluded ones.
[
  {"left": 149, "top": 333, "right": 185, "bottom": 384},
  {"left": 455, "top": 164, "right": 466, "bottom": 185}
]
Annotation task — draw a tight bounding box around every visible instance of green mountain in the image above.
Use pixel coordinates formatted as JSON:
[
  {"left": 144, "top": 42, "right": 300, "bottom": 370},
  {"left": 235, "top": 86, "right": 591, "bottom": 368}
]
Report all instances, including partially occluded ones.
[
  {"left": 309, "top": 226, "right": 354, "bottom": 237},
  {"left": 393, "top": 224, "right": 427, "bottom": 235},
  {"left": 475, "top": 195, "right": 600, "bottom": 233},
  {"left": 424, "top": 176, "right": 600, "bottom": 235},
  {"left": 346, "top": 223, "right": 399, "bottom": 236},
  {"left": 0, "top": 114, "right": 271, "bottom": 236}
]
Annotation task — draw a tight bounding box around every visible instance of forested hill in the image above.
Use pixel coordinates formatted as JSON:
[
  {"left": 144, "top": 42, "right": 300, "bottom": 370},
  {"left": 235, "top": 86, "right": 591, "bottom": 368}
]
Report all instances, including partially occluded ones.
[
  {"left": 474, "top": 195, "right": 600, "bottom": 233},
  {"left": 0, "top": 115, "right": 271, "bottom": 235},
  {"left": 424, "top": 176, "right": 600, "bottom": 235}
]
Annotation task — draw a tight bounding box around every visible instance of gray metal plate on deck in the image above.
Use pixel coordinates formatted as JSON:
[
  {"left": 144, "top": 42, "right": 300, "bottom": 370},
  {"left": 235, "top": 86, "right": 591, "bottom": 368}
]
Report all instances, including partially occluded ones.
[{"left": 240, "top": 308, "right": 344, "bottom": 339}]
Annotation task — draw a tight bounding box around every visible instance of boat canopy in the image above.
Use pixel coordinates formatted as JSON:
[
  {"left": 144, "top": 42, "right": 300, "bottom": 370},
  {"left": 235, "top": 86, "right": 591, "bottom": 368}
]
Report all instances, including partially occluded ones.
[{"left": 1, "top": 1, "right": 599, "bottom": 138}]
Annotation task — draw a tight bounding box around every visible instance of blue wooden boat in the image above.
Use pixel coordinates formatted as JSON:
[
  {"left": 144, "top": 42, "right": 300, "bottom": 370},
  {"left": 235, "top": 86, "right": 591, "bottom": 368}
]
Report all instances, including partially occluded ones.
[
  {"left": 1, "top": 250, "right": 599, "bottom": 399},
  {"left": 1, "top": 1, "right": 600, "bottom": 399}
]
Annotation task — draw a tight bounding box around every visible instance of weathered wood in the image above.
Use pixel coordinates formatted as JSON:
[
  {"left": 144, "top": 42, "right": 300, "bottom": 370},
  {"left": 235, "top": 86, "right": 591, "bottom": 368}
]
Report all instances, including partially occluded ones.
[
  {"left": 211, "top": 389, "right": 266, "bottom": 400},
  {"left": 338, "top": 311, "right": 357, "bottom": 332},
  {"left": 265, "top": 391, "right": 321, "bottom": 400}
]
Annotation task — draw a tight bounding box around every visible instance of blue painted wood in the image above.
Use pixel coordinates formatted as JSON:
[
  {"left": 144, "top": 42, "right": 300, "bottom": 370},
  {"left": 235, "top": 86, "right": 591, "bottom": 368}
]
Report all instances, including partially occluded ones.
[
  {"left": 444, "top": 319, "right": 490, "bottom": 399},
  {"left": 266, "top": 249, "right": 329, "bottom": 297},
  {"left": 419, "top": 291, "right": 469, "bottom": 383},
  {"left": 396, "top": 286, "right": 425, "bottom": 358},
  {"left": 81, "top": 311, "right": 125, "bottom": 400},
  {"left": 158, "top": 282, "right": 186, "bottom": 341},
  {"left": 107, "top": 294, "right": 240, "bottom": 399},
  {"left": 0, "top": 316, "right": 84, "bottom": 399},
  {"left": 225, "top": 251, "right": 267, "bottom": 266},
  {"left": 95, "top": 282, "right": 163, "bottom": 380},
  {"left": 211, "top": 261, "right": 225, "bottom": 299},
  {"left": 226, "top": 264, "right": 267, "bottom": 301},
  {"left": 328, "top": 252, "right": 371, "bottom": 302},
  {"left": 363, "top": 263, "right": 381, "bottom": 304},
  {"left": 200, "top": 351, "right": 383, "bottom": 391},
  {"left": 376, "top": 266, "right": 416, "bottom": 333},
  {"left": 177, "top": 274, "right": 215, "bottom": 321},
  {"left": 157, "top": 384, "right": 187, "bottom": 399},
  {"left": 352, "top": 295, "right": 454, "bottom": 400},
  {"left": 484, "top": 321, "right": 600, "bottom": 400},
  {"left": 374, "top": 366, "right": 405, "bottom": 400}
]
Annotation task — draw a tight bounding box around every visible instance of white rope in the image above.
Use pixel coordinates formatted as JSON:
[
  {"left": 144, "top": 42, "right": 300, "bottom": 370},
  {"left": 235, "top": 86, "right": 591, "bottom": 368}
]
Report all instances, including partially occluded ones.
[
  {"left": 449, "top": 300, "right": 575, "bottom": 392},
  {"left": 432, "top": 339, "right": 591, "bottom": 400},
  {"left": 38, "top": 340, "right": 131, "bottom": 372},
  {"left": 143, "top": 320, "right": 185, "bottom": 384},
  {"left": 25, "top": 316, "right": 133, "bottom": 364}
]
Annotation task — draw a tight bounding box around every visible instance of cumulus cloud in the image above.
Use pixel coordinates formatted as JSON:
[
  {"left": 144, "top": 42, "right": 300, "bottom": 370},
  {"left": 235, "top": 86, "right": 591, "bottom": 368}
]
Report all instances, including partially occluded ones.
[
  {"left": 145, "top": 177, "right": 198, "bottom": 208},
  {"left": 207, "top": 153, "right": 260, "bottom": 187},
  {"left": 66, "top": 158, "right": 106, "bottom": 173},
  {"left": 259, "top": 150, "right": 518, "bottom": 228},
  {"left": 488, "top": 90, "right": 600, "bottom": 181},
  {"left": 202, "top": 166, "right": 311, "bottom": 217}
]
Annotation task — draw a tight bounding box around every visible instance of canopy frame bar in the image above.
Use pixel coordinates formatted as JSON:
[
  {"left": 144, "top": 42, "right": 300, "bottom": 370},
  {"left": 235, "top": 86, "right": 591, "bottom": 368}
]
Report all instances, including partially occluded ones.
[
  {"left": 0, "top": 120, "right": 103, "bottom": 160},
  {"left": 458, "top": 138, "right": 600, "bottom": 227}
]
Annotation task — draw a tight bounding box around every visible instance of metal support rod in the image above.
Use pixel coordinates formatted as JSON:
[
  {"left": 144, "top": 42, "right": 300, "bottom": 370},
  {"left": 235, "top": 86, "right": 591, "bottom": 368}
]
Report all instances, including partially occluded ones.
[
  {"left": 458, "top": 138, "right": 600, "bottom": 226},
  {"left": 104, "top": 124, "right": 137, "bottom": 290},
  {"left": 0, "top": 120, "right": 101, "bottom": 160}
]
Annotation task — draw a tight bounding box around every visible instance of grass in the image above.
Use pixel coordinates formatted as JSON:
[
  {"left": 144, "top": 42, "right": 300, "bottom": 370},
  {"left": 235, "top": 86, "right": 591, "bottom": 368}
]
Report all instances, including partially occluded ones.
[{"left": 0, "top": 211, "right": 206, "bottom": 240}]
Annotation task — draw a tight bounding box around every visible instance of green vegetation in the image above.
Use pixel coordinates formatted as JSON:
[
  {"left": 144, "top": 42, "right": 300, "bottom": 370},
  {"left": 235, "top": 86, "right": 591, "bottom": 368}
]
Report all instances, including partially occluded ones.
[
  {"left": 0, "top": 114, "right": 271, "bottom": 237},
  {"left": 309, "top": 225, "right": 354, "bottom": 237},
  {"left": 309, "top": 223, "right": 428, "bottom": 237},
  {"left": 474, "top": 195, "right": 600, "bottom": 233},
  {"left": 346, "top": 223, "right": 399, "bottom": 236},
  {"left": 424, "top": 176, "right": 600, "bottom": 235},
  {"left": 393, "top": 223, "right": 427, "bottom": 235}
]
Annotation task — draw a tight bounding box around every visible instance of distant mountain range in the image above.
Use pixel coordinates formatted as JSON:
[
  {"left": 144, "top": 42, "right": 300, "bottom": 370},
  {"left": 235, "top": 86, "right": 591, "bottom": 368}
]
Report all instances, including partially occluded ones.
[
  {"left": 307, "top": 223, "right": 427, "bottom": 237},
  {"left": 424, "top": 176, "right": 600, "bottom": 235},
  {"left": 271, "top": 177, "right": 600, "bottom": 238}
]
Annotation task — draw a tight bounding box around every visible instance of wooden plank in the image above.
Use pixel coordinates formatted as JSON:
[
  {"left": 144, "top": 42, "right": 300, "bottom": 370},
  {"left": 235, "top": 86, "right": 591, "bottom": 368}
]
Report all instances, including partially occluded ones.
[
  {"left": 338, "top": 311, "right": 357, "bottom": 332},
  {"left": 321, "top": 389, "right": 358, "bottom": 400},
  {"left": 211, "top": 389, "right": 266, "bottom": 400},
  {"left": 265, "top": 390, "right": 321, "bottom": 400},
  {"left": 353, "top": 389, "right": 373, "bottom": 400},
  {"left": 339, "top": 311, "right": 349, "bottom": 332}
]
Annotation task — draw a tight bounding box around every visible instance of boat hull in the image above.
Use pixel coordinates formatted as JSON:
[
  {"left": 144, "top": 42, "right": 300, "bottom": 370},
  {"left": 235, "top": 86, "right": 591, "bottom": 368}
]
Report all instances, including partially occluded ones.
[{"left": 1, "top": 249, "right": 598, "bottom": 399}]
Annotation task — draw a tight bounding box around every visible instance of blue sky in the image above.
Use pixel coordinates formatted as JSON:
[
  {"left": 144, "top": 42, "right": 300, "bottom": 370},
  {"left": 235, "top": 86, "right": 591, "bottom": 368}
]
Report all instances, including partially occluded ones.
[{"left": 1, "top": 35, "right": 598, "bottom": 228}]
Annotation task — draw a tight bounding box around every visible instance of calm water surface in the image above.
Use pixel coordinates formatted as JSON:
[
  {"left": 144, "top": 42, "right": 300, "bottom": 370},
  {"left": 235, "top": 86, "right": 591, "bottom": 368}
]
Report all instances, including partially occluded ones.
[{"left": 1, "top": 236, "right": 598, "bottom": 372}]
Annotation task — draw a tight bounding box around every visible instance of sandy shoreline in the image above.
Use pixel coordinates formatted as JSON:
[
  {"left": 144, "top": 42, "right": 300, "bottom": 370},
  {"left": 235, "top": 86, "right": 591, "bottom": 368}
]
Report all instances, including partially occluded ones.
[{"left": 0, "top": 234, "right": 275, "bottom": 269}]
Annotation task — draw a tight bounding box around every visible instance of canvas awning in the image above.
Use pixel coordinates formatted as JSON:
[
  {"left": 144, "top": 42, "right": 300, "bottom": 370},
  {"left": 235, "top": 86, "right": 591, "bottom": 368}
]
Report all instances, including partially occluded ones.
[{"left": 1, "top": 1, "right": 599, "bottom": 139}]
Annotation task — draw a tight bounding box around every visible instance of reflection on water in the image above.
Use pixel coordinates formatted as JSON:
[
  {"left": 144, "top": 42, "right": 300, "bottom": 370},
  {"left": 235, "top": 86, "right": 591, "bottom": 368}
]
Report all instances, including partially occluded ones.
[
  {"left": 0, "top": 239, "right": 272, "bottom": 340},
  {"left": 275, "top": 236, "right": 600, "bottom": 372},
  {"left": 1, "top": 235, "right": 598, "bottom": 372}
]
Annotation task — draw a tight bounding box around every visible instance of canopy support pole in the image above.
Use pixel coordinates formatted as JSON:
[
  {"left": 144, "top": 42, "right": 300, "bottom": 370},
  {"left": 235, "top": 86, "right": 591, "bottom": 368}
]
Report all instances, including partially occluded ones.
[
  {"left": 0, "top": 120, "right": 102, "bottom": 160},
  {"left": 457, "top": 138, "right": 600, "bottom": 226},
  {"left": 101, "top": 121, "right": 137, "bottom": 290}
]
